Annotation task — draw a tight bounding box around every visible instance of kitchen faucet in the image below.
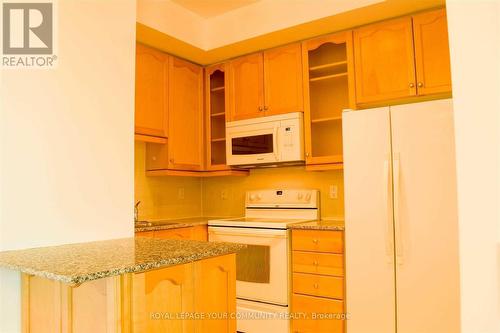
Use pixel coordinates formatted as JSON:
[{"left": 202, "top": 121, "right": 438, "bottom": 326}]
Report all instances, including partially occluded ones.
[{"left": 134, "top": 201, "right": 141, "bottom": 223}]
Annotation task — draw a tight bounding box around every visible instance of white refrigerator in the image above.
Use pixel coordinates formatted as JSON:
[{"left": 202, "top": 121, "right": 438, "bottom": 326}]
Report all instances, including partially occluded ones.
[{"left": 342, "top": 99, "right": 460, "bottom": 333}]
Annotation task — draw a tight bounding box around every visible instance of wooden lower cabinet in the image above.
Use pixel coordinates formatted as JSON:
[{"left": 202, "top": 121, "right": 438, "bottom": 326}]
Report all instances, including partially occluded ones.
[
  {"left": 193, "top": 254, "right": 236, "bottom": 333},
  {"left": 190, "top": 225, "right": 208, "bottom": 241},
  {"left": 133, "top": 254, "right": 236, "bottom": 333},
  {"left": 154, "top": 227, "right": 192, "bottom": 240},
  {"left": 22, "top": 254, "right": 236, "bottom": 333},
  {"left": 292, "top": 294, "right": 344, "bottom": 333},
  {"left": 135, "top": 225, "right": 208, "bottom": 241},
  {"left": 133, "top": 263, "right": 194, "bottom": 333},
  {"left": 291, "top": 229, "right": 345, "bottom": 333},
  {"left": 135, "top": 231, "right": 155, "bottom": 238},
  {"left": 21, "top": 274, "right": 126, "bottom": 333}
]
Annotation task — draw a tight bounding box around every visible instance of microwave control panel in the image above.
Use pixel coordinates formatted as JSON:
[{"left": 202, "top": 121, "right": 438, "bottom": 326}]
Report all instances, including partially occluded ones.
[{"left": 278, "top": 118, "right": 304, "bottom": 161}]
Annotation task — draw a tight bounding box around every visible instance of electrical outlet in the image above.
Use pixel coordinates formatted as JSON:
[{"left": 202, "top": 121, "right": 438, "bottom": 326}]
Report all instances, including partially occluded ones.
[
  {"left": 221, "top": 189, "right": 228, "bottom": 200},
  {"left": 178, "top": 188, "right": 185, "bottom": 200},
  {"left": 329, "top": 185, "right": 338, "bottom": 199}
]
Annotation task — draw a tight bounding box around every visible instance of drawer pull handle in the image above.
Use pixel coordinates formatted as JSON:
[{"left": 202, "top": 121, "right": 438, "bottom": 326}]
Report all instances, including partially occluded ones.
[{"left": 313, "top": 283, "right": 319, "bottom": 289}]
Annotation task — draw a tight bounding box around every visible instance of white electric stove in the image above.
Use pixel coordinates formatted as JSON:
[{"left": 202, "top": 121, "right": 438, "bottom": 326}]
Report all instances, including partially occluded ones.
[{"left": 208, "top": 189, "right": 320, "bottom": 333}]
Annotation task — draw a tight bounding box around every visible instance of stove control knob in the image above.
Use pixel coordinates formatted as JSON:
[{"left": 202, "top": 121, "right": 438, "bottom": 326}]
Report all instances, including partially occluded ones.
[
  {"left": 305, "top": 193, "right": 312, "bottom": 201},
  {"left": 249, "top": 194, "right": 256, "bottom": 202},
  {"left": 257, "top": 194, "right": 263, "bottom": 200},
  {"left": 297, "top": 192, "right": 303, "bottom": 200}
]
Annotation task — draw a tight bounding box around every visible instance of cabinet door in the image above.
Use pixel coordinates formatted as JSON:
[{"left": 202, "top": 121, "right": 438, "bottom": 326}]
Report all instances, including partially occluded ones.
[
  {"left": 264, "top": 43, "right": 303, "bottom": 115},
  {"left": 194, "top": 254, "right": 236, "bottom": 333},
  {"left": 133, "top": 264, "right": 195, "bottom": 333},
  {"left": 353, "top": 17, "right": 417, "bottom": 104},
  {"left": 228, "top": 53, "right": 264, "bottom": 121},
  {"left": 168, "top": 57, "right": 204, "bottom": 171},
  {"left": 135, "top": 43, "right": 169, "bottom": 138},
  {"left": 413, "top": 9, "right": 452, "bottom": 95}
]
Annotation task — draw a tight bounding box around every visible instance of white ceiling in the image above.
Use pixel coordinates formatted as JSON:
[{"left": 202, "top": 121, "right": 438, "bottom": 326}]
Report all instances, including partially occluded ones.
[
  {"left": 171, "top": 0, "right": 260, "bottom": 18},
  {"left": 137, "top": 0, "right": 385, "bottom": 50}
]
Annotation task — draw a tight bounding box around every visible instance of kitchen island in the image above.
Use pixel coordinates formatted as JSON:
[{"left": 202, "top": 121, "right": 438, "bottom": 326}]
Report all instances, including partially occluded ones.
[{"left": 0, "top": 237, "right": 244, "bottom": 333}]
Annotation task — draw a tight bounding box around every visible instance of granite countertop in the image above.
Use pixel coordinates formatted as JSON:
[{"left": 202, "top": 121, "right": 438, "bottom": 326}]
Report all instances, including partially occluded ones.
[
  {"left": 290, "top": 219, "right": 345, "bottom": 231},
  {"left": 135, "top": 216, "right": 230, "bottom": 232},
  {"left": 0, "top": 237, "right": 245, "bottom": 285}
]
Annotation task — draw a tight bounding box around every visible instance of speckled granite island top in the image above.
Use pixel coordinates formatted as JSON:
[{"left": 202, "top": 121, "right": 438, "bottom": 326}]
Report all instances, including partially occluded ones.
[
  {"left": 134, "top": 216, "right": 231, "bottom": 232},
  {"left": 0, "top": 237, "right": 245, "bottom": 285},
  {"left": 290, "top": 219, "right": 345, "bottom": 231}
]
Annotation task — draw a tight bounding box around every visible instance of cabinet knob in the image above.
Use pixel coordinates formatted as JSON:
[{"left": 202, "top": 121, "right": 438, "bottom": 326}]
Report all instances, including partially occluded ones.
[
  {"left": 169, "top": 158, "right": 174, "bottom": 163},
  {"left": 313, "top": 283, "right": 319, "bottom": 289},
  {"left": 313, "top": 261, "right": 319, "bottom": 266},
  {"left": 418, "top": 82, "right": 424, "bottom": 87},
  {"left": 258, "top": 106, "right": 263, "bottom": 111},
  {"left": 306, "top": 152, "right": 310, "bottom": 157},
  {"left": 264, "top": 106, "right": 269, "bottom": 111},
  {"left": 409, "top": 82, "right": 415, "bottom": 88},
  {"left": 312, "top": 239, "right": 318, "bottom": 244}
]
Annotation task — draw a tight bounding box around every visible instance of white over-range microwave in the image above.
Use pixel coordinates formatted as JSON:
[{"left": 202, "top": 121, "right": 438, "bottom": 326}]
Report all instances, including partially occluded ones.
[{"left": 225, "top": 112, "right": 305, "bottom": 168}]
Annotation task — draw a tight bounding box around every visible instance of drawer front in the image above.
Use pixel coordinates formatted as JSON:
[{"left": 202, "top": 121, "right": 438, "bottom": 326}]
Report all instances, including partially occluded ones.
[
  {"left": 292, "top": 294, "right": 344, "bottom": 333},
  {"left": 293, "top": 273, "right": 344, "bottom": 299},
  {"left": 292, "top": 230, "right": 344, "bottom": 253},
  {"left": 293, "top": 251, "right": 344, "bottom": 277},
  {"left": 154, "top": 227, "right": 192, "bottom": 240}
]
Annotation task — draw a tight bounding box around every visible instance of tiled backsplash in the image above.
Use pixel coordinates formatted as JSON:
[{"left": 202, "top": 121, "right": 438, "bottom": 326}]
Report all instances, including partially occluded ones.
[
  {"left": 201, "top": 166, "right": 344, "bottom": 219},
  {"left": 135, "top": 143, "right": 344, "bottom": 220},
  {"left": 135, "top": 142, "right": 203, "bottom": 220}
]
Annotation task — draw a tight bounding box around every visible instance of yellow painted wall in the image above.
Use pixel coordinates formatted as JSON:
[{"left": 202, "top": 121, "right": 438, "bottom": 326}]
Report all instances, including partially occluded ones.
[
  {"left": 135, "top": 142, "right": 202, "bottom": 220},
  {"left": 201, "top": 167, "right": 344, "bottom": 219}
]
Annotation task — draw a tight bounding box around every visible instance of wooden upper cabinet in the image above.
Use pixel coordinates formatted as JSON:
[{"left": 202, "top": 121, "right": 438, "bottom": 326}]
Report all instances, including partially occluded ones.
[
  {"left": 168, "top": 57, "right": 204, "bottom": 171},
  {"left": 412, "top": 8, "right": 452, "bottom": 95},
  {"left": 206, "top": 64, "right": 230, "bottom": 170},
  {"left": 135, "top": 43, "right": 169, "bottom": 138},
  {"left": 264, "top": 43, "right": 304, "bottom": 115},
  {"left": 228, "top": 53, "right": 264, "bottom": 121},
  {"left": 354, "top": 17, "right": 417, "bottom": 104},
  {"left": 302, "top": 31, "right": 354, "bottom": 166}
]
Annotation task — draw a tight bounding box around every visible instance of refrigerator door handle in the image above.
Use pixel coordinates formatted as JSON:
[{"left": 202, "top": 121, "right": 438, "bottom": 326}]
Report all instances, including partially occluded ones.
[
  {"left": 393, "top": 152, "right": 404, "bottom": 265},
  {"left": 384, "top": 157, "right": 394, "bottom": 264}
]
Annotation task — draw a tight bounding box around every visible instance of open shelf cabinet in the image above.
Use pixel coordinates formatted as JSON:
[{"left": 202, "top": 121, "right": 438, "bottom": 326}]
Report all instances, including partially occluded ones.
[
  {"left": 302, "top": 31, "right": 356, "bottom": 168},
  {"left": 205, "top": 63, "right": 230, "bottom": 170}
]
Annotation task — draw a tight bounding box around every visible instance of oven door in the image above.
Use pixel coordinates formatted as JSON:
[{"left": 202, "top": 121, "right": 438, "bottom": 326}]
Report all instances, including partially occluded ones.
[
  {"left": 208, "top": 226, "right": 289, "bottom": 306},
  {"left": 226, "top": 122, "right": 280, "bottom": 166}
]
